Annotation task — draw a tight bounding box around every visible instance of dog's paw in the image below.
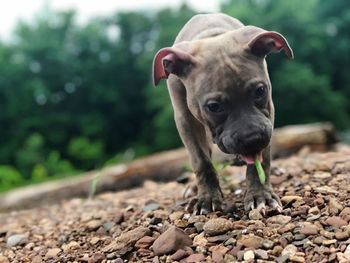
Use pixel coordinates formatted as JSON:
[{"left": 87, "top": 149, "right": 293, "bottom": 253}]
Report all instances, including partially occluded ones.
[
  {"left": 244, "top": 184, "right": 282, "bottom": 215},
  {"left": 185, "top": 188, "right": 223, "bottom": 215}
]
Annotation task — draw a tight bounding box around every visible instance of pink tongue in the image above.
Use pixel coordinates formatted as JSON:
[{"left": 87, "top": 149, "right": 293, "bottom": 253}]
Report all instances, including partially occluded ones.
[{"left": 241, "top": 152, "right": 263, "bottom": 165}]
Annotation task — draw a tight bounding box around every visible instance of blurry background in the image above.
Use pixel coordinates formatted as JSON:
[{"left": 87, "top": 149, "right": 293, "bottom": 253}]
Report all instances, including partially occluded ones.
[{"left": 0, "top": 0, "right": 349, "bottom": 192}]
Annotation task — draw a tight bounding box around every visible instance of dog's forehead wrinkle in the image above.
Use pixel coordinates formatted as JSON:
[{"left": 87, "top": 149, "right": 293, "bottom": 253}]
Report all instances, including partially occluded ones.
[{"left": 193, "top": 57, "right": 262, "bottom": 103}]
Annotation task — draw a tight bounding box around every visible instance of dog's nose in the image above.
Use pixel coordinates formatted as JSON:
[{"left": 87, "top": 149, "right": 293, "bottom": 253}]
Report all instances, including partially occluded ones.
[
  {"left": 237, "top": 129, "right": 269, "bottom": 154},
  {"left": 219, "top": 126, "right": 271, "bottom": 155}
]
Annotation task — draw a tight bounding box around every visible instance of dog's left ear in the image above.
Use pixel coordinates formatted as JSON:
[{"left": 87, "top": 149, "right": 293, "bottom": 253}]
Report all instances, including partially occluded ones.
[
  {"left": 248, "top": 31, "right": 294, "bottom": 59},
  {"left": 152, "top": 47, "right": 197, "bottom": 86}
]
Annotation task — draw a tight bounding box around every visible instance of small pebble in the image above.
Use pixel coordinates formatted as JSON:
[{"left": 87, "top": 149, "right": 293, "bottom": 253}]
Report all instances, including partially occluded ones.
[
  {"left": 45, "top": 248, "right": 62, "bottom": 259},
  {"left": 194, "top": 222, "right": 205, "bottom": 233},
  {"left": 282, "top": 244, "right": 297, "bottom": 258},
  {"left": 254, "top": 249, "right": 268, "bottom": 259},
  {"left": 267, "top": 215, "right": 291, "bottom": 225},
  {"left": 249, "top": 209, "right": 262, "bottom": 220},
  {"left": 281, "top": 195, "right": 303, "bottom": 203},
  {"left": 86, "top": 220, "right": 102, "bottom": 231},
  {"left": 322, "top": 239, "right": 337, "bottom": 246},
  {"left": 243, "top": 250, "right": 255, "bottom": 261}
]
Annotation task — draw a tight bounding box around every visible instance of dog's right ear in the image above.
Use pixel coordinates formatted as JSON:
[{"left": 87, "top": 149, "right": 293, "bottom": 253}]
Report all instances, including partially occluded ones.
[{"left": 152, "top": 47, "right": 197, "bottom": 86}]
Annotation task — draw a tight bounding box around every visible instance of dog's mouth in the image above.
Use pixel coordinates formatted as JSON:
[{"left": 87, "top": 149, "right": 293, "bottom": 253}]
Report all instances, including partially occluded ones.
[
  {"left": 217, "top": 140, "right": 264, "bottom": 164},
  {"left": 239, "top": 151, "right": 263, "bottom": 165}
]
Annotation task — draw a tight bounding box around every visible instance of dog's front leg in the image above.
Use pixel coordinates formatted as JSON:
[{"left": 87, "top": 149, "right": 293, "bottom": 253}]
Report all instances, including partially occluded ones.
[
  {"left": 244, "top": 146, "right": 282, "bottom": 214},
  {"left": 168, "top": 78, "right": 223, "bottom": 215}
]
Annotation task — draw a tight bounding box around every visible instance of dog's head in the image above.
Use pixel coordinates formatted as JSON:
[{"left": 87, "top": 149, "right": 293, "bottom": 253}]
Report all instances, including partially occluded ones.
[{"left": 153, "top": 26, "right": 293, "bottom": 163}]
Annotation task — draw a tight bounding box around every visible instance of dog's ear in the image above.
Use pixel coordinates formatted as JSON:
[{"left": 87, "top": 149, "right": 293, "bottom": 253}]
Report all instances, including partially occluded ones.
[
  {"left": 248, "top": 31, "right": 294, "bottom": 59},
  {"left": 152, "top": 47, "right": 197, "bottom": 86}
]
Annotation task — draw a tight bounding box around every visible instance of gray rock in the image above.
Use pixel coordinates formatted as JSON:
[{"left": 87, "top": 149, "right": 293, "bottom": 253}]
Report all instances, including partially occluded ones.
[
  {"left": 262, "top": 239, "right": 274, "bottom": 249},
  {"left": 194, "top": 222, "right": 205, "bottom": 233},
  {"left": 282, "top": 244, "right": 297, "bottom": 258},
  {"left": 254, "top": 249, "right": 268, "bottom": 259},
  {"left": 143, "top": 202, "right": 160, "bottom": 212},
  {"left": 6, "top": 234, "right": 27, "bottom": 247}
]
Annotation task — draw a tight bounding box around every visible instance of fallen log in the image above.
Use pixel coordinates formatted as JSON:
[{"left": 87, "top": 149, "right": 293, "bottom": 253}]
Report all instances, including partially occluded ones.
[
  {"left": 0, "top": 148, "right": 189, "bottom": 212},
  {"left": 271, "top": 122, "right": 337, "bottom": 158},
  {"left": 0, "top": 122, "right": 337, "bottom": 211}
]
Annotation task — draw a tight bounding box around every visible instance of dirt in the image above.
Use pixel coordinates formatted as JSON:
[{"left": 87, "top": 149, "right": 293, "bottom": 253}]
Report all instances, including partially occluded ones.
[{"left": 0, "top": 145, "right": 350, "bottom": 263}]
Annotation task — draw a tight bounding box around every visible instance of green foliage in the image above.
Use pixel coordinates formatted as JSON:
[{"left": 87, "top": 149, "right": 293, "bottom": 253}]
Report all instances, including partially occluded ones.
[
  {"left": 0, "top": 165, "right": 24, "bottom": 191},
  {"left": 31, "top": 164, "right": 48, "bottom": 181},
  {"left": 273, "top": 61, "right": 348, "bottom": 128},
  {"left": 68, "top": 137, "right": 104, "bottom": 168},
  {"left": 0, "top": 1, "right": 349, "bottom": 191},
  {"left": 45, "top": 151, "right": 76, "bottom": 176}
]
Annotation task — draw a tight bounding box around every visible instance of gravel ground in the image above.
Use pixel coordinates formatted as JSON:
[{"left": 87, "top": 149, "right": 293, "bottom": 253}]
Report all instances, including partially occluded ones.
[{"left": 0, "top": 145, "right": 350, "bottom": 263}]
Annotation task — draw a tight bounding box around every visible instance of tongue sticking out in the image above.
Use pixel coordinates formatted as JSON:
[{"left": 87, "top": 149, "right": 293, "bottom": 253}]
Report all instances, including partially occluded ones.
[{"left": 241, "top": 151, "right": 263, "bottom": 165}]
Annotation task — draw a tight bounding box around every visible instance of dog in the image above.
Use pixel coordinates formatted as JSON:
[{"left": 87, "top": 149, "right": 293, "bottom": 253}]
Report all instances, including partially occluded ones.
[{"left": 152, "top": 13, "right": 293, "bottom": 215}]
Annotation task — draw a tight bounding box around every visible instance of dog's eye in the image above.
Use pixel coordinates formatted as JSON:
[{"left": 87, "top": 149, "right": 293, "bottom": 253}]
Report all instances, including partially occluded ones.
[
  {"left": 254, "top": 83, "right": 267, "bottom": 99},
  {"left": 207, "top": 101, "right": 223, "bottom": 113}
]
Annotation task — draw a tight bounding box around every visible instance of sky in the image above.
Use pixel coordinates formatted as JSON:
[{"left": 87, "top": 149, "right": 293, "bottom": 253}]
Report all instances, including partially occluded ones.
[{"left": 0, "top": 0, "right": 220, "bottom": 40}]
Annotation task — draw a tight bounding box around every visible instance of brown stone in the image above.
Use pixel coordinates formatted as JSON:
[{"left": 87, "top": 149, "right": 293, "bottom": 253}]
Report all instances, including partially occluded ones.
[
  {"left": 212, "top": 250, "right": 224, "bottom": 263},
  {"left": 239, "top": 235, "right": 264, "bottom": 249},
  {"left": 340, "top": 207, "right": 350, "bottom": 222},
  {"left": 103, "top": 226, "right": 151, "bottom": 252},
  {"left": 299, "top": 224, "right": 319, "bottom": 235},
  {"left": 169, "top": 211, "right": 184, "bottom": 221},
  {"left": 193, "top": 232, "right": 207, "bottom": 247},
  {"left": 267, "top": 215, "right": 291, "bottom": 225},
  {"left": 174, "top": 219, "right": 189, "bottom": 228},
  {"left": 203, "top": 218, "right": 232, "bottom": 236},
  {"left": 135, "top": 236, "right": 156, "bottom": 249},
  {"left": 325, "top": 216, "right": 347, "bottom": 227},
  {"left": 278, "top": 223, "right": 296, "bottom": 234},
  {"left": 31, "top": 255, "right": 43, "bottom": 263},
  {"left": 281, "top": 195, "right": 303, "bottom": 204},
  {"left": 207, "top": 234, "right": 231, "bottom": 243},
  {"left": 171, "top": 249, "right": 188, "bottom": 261},
  {"left": 183, "top": 253, "right": 206, "bottom": 262},
  {"left": 152, "top": 226, "right": 192, "bottom": 256},
  {"left": 0, "top": 256, "right": 9, "bottom": 263},
  {"left": 45, "top": 248, "right": 62, "bottom": 259},
  {"left": 290, "top": 255, "right": 305, "bottom": 262},
  {"left": 335, "top": 231, "right": 349, "bottom": 241},
  {"left": 86, "top": 220, "right": 102, "bottom": 231},
  {"left": 88, "top": 252, "right": 105, "bottom": 263},
  {"left": 249, "top": 209, "right": 263, "bottom": 220},
  {"left": 209, "top": 244, "right": 229, "bottom": 254},
  {"left": 329, "top": 198, "right": 343, "bottom": 215}
]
